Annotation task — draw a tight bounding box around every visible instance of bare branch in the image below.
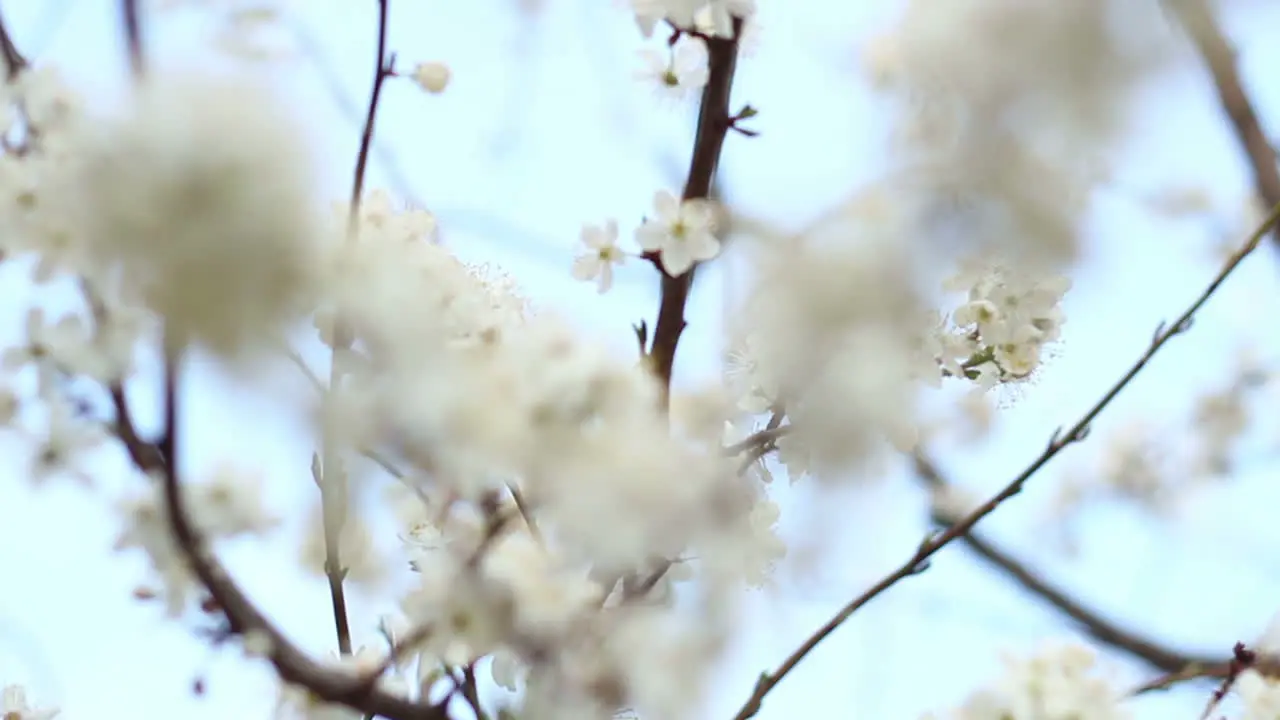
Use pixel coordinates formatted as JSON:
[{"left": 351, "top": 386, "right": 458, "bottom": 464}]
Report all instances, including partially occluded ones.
[
  {"left": 120, "top": 0, "right": 143, "bottom": 77},
  {"left": 0, "top": 4, "right": 28, "bottom": 79}
]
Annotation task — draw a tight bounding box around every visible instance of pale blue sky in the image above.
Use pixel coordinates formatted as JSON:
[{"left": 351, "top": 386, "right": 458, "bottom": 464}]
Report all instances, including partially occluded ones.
[{"left": 1, "top": 1, "right": 1280, "bottom": 718}]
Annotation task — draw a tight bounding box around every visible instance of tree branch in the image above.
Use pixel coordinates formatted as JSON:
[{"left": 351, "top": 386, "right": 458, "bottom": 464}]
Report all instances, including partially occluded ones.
[
  {"left": 347, "top": 0, "right": 394, "bottom": 239},
  {"left": 319, "top": 0, "right": 395, "bottom": 657},
  {"left": 910, "top": 451, "right": 1219, "bottom": 675},
  {"left": 120, "top": 0, "right": 143, "bottom": 77},
  {"left": 730, "top": 201, "right": 1280, "bottom": 720},
  {"left": 0, "top": 4, "right": 28, "bottom": 80},
  {"left": 150, "top": 337, "right": 449, "bottom": 720},
  {"left": 1167, "top": 0, "right": 1280, "bottom": 240},
  {"left": 645, "top": 20, "right": 743, "bottom": 409}
]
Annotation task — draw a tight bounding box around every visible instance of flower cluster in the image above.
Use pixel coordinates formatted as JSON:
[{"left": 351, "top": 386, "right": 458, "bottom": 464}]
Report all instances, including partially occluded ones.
[
  {"left": 572, "top": 190, "right": 720, "bottom": 291},
  {"left": 922, "top": 643, "right": 1130, "bottom": 720},
  {"left": 929, "top": 260, "right": 1072, "bottom": 389}
]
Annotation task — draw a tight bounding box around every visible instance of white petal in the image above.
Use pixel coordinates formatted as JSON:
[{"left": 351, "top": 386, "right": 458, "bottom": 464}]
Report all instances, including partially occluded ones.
[
  {"left": 571, "top": 255, "right": 600, "bottom": 281},
  {"left": 596, "top": 264, "right": 614, "bottom": 293},
  {"left": 689, "top": 232, "right": 722, "bottom": 262},
  {"left": 652, "top": 189, "right": 681, "bottom": 222},
  {"left": 634, "top": 221, "right": 667, "bottom": 252},
  {"left": 661, "top": 245, "right": 695, "bottom": 276}
]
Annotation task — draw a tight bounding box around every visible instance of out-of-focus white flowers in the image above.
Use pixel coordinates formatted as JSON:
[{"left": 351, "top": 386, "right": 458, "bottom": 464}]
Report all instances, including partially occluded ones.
[
  {"left": 298, "top": 499, "right": 390, "bottom": 590},
  {"left": 635, "top": 190, "right": 720, "bottom": 275},
  {"left": 629, "top": 0, "right": 756, "bottom": 36},
  {"left": 923, "top": 643, "right": 1130, "bottom": 720},
  {"left": 865, "top": 0, "right": 1173, "bottom": 268},
  {"left": 636, "top": 37, "right": 710, "bottom": 102},
  {"left": 114, "top": 464, "right": 279, "bottom": 616},
  {"left": 572, "top": 220, "right": 627, "bottom": 293},
  {"left": 65, "top": 72, "right": 322, "bottom": 361},
  {"left": 1, "top": 684, "right": 58, "bottom": 720},
  {"left": 411, "top": 61, "right": 451, "bottom": 94},
  {"left": 1235, "top": 669, "right": 1280, "bottom": 719}
]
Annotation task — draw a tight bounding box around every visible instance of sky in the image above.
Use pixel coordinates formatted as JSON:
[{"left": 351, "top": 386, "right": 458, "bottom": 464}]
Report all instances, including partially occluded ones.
[{"left": 2, "top": 0, "right": 1280, "bottom": 718}]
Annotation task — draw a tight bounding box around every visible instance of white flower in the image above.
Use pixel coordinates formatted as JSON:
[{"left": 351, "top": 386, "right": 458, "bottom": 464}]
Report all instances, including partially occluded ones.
[
  {"left": 694, "top": 0, "right": 757, "bottom": 39},
  {"left": 29, "top": 396, "right": 107, "bottom": 485},
  {"left": 942, "top": 262, "right": 1071, "bottom": 387},
  {"left": 68, "top": 72, "right": 321, "bottom": 361},
  {"left": 926, "top": 643, "right": 1130, "bottom": 720},
  {"left": 490, "top": 649, "right": 524, "bottom": 692},
  {"left": 299, "top": 500, "right": 389, "bottom": 589},
  {"left": 190, "top": 464, "right": 280, "bottom": 536},
  {"left": 14, "top": 65, "right": 80, "bottom": 131},
  {"left": 1142, "top": 184, "right": 1214, "bottom": 218},
  {"left": 724, "top": 331, "right": 776, "bottom": 413},
  {"left": 1, "top": 685, "right": 58, "bottom": 720},
  {"left": 571, "top": 219, "right": 626, "bottom": 293},
  {"left": 411, "top": 61, "right": 451, "bottom": 94},
  {"left": 636, "top": 37, "right": 709, "bottom": 102},
  {"left": 630, "top": 0, "right": 667, "bottom": 36},
  {"left": 114, "top": 464, "right": 278, "bottom": 616},
  {"left": 635, "top": 190, "right": 720, "bottom": 275},
  {"left": 1236, "top": 670, "right": 1280, "bottom": 719}
]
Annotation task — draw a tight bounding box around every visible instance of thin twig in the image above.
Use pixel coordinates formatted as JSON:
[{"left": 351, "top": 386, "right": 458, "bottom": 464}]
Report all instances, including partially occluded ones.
[
  {"left": 0, "top": 4, "right": 28, "bottom": 79},
  {"left": 120, "top": 0, "right": 143, "bottom": 77},
  {"left": 722, "top": 423, "right": 789, "bottom": 457},
  {"left": 360, "top": 623, "right": 435, "bottom": 684},
  {"left": 1199, "top": 643, "right": 1255, "bottom": 720},
  {"left": 507, "top": 483, "right": 543, "bottom": 544},
  {"left": 346, "top": 0, "right": 395, "bottom": 240},
  {"left": 319, "top": 0, "right": 396, "bottom": 657},
  {"left": 730, "top": 202, "right": 1280, "bottom": 720}
]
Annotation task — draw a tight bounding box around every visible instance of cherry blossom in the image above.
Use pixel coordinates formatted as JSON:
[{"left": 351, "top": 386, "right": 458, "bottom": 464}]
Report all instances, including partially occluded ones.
[
  {"left": 571, "top": 219, "right": 626, "bottom": 293},
  {"left": 634, "top": 190, "right": 720, "bottom": 276},
  {"left": 0, "top": 685, "right": 58, "bottom": 720},
  {"left": 635, "top": 36, "right": 710, "bottom": 103}
]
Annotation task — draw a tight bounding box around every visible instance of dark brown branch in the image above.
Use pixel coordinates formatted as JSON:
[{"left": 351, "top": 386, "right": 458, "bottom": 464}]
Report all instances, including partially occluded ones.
[
  {"left": 730, "top": 203, "right": 1280, "bottom": 720},
  {"left": 346, "top": 0, "right": 394, "bottom": 239},
  {"left": 911, "top": 451, "right": 1218, "bottom": 675},
  {"left": 0, "top": 4, "right": 27, "bottom": 80},
  {"left": 645, "top": 20, "right": 743, "bottom": 409},
  {"left": 150, "top": 338, "right": 448, "bottom": 720},
  {"left": 1168, "top": 0, "right": 1280, "bottom": 242},
  {"left": 121, "top": 0, "right": 144, "bottom": 77}
]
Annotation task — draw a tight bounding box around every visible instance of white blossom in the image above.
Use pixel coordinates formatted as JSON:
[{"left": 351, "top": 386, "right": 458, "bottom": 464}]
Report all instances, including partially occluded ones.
[
  {"left": 65, "top": 71, "right": 321, "bottom": 360},
  {"left": 925, "top": 643, "right": 1130, "bottom": 720},
  {"left": 634, "top": 190, "right": 720, "bottom": 276},
  {"left": 114, "top": 464, "right": 279, "bottom": 616},
  {"left": 411, "top": 61, "right": 451, "bottom": 94},
  {"left": 635, "top": 37, "right": 709, "bottom": 103},
  {"left": 0, "top": 685, "right": 58, "bottom": 720},
  {"left": 571, "top": 219, "right": 626, "bottom": 293}
]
